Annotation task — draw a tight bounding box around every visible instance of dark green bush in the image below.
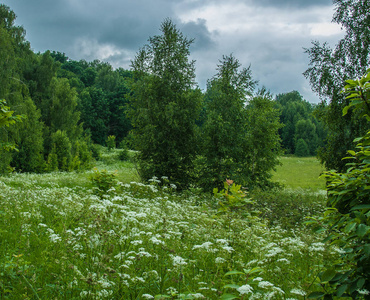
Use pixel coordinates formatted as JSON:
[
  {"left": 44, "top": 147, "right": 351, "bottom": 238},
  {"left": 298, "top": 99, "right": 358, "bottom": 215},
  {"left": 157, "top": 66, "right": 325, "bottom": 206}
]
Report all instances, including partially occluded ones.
[{"left": 118, "top": 148, "right": 130, "bottom": 161}]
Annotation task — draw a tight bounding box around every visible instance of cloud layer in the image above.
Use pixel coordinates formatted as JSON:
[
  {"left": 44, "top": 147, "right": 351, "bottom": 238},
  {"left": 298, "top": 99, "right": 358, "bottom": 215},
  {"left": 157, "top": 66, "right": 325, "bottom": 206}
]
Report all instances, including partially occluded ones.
[{"left": 3, "top": 0, "right": 344, "bottom": 102}]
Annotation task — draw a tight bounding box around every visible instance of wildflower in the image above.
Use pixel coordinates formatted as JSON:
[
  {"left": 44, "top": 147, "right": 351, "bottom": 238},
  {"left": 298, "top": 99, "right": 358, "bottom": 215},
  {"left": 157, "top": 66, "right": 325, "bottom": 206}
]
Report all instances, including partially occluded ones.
[
  {"left": 258, "top": 281, "right": 274, "bottom": 288},
  {"left": 290, "top": 288, "right": 306, "bottom": 296},
  {"left": 237, "top": 284, "right": 253, "bottom": 295},
  {"left": 171, "top": 255, "right": 187, "bottom": 267},
  {"left": 190, "top": 293, "right": 205, "bottom": 299},
  {"left": 222, "top": 246, "right": 234, "bottom": 253},
  {"left": 193, "top": 242, "right": 213, "bottom": 250},
  {"left": 215, "top": 257, "right": 226, "bottom": 263},
  {"left": 358, "top": 289, "right": 370, "bottom": 295},
  {"left": 131, "top": 240, "right": 143, "bottom": 246},
  {"left": 308, "top": 242, "right": 325, "bottom": 252},
  {"left": 142, "top": 294, "right": 154, "bottom": 299},
  {"left": 49, "top": 233, "right": 62, "bottom": 243}
]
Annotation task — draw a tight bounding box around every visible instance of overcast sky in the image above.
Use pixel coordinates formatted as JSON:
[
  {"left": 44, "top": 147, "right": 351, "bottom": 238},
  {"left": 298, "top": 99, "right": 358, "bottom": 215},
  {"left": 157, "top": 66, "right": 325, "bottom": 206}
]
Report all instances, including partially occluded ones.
[{"left": 2, "top": 0, "right": 344, "bottom": 103}]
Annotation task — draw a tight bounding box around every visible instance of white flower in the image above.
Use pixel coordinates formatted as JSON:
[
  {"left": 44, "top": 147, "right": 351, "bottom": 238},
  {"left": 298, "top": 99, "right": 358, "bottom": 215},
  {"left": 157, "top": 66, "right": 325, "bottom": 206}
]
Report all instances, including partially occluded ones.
[
  {"left": 308, "top": 242, "right": 325, "bottom": 252},
  {"left": 193, "top": 242, "right": 213, "bottom": 250},
  {"left": 258, "top": 281, "right": 274, "bottom": 288},
  {"left": 131, "top": 240, "right": 143, "bottom": 245},
  {"left": 237, "top": 284, "right": 254, "bottom": 295},
  {"left": 215, "top": 257, "right": 226, "bottom": 264},
  {"left": 190, "top": 293, "right": 205, "bottom": 299},
  {"left": 142, "top": 294, "right": 154, "bottom": 299},
  {"left": 222, "top": 246, "right": 234, "bottom": 253},
  {"left": 171, "top": 255, "right": 187, "bottom": 267},
  {"left": 290, "top": 288, "right": 306, "bottom": 296},
  {"left": 49, "top": 233, "right": 62, "bottom": 243},
  {"left": 358, "top": 289, "right": 370, "bottom": 295}
]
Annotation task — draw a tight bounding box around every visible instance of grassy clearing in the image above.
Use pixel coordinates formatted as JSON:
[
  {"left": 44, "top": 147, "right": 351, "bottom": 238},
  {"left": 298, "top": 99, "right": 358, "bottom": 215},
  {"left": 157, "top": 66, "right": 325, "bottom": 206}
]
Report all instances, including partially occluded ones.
[
  {"left": 272, "top": 156, "right": 326, "bottom": 192},
  {"left": 0, "top": 151, "right": 340, "bottom": 299}
]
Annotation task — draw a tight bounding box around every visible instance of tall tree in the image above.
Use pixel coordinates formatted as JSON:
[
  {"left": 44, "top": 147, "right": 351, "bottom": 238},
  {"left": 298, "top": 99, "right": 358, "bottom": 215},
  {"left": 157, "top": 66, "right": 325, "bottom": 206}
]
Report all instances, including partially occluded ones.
[
  {"left": 244, "top": 90, "right": 283, "bottom": 188},
  {"left": 128, "top": 18, "right": 202, "bottom": 189},
  {"left": 304, "top": 0, "right": 370, "bottom": 171},
  {"left": 199, "top": 54, "right": 257, "bottom": 190}
]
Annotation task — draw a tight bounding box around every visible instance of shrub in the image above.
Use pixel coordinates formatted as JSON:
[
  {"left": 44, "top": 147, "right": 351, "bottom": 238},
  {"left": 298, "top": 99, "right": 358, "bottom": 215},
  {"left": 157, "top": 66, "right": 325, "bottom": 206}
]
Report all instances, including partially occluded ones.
[
  {"left": 106, "top": 135, "right": 116, "bottom": 151},
  {"left": 118, "top": 148, "right": 130, "bottom": 161},
  {"left": 47, "top": 130, "right": 72, "bottom": 171},
  {"left": 90, "top": 168, "right": 118, "bottom": 197}
]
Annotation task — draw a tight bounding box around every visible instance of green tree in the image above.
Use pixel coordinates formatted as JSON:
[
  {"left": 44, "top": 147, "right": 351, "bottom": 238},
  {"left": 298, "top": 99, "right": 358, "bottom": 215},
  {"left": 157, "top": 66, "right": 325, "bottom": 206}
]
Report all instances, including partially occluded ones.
[
  {"left": 309, "top": 69, "right": 370, "bottom": 299},
  {"left": 275, "top": 91, "right": 325, "bottom": 155},
  {"left": 244, "top": 91, "right": 283, "bottom": 188},
  {"left": 294, "top": 119, "right": 319, "bottom": 156},
  {"left": 295, "top": 138, "right": 310, "bottom": 157},
  {"left": 128, "top": 18, "right": 202, "bottom": 189},
  {"left": 199, "top": 54, "right": 257, "bottom": 190},
  {"left": 304, "top": 0, "right": 370, "bottom": 171}
]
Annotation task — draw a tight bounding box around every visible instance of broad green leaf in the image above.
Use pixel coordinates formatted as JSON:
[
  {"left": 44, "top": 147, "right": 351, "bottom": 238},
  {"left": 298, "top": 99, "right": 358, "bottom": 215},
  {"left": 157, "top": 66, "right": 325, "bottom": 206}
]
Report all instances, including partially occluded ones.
[
  {"left": 351, "top": 204, "right": 370, "bottom": 211},
  {"left": 356, "top": 224, "right": 369, "bottom": 238},
  {"left": 344, "top": 222, "right": 357, "bottom": 233},
  {"left": 357, "top": 277, "right": 365, "bottom": 289},
  {"left": 223, "top": 284, "right": 240, "bottom": 289},
  {"left": 244, "top": 267, "right": 263, "bottom": 275},
  {"left": 321, "top": 268, "right": 337, "bottom": 282},
  {"left": 336, "top": 284, "right": 348, "bottom": 297},
  {"left": 308, "top": 291, "right": 325, "bottom": 299}
]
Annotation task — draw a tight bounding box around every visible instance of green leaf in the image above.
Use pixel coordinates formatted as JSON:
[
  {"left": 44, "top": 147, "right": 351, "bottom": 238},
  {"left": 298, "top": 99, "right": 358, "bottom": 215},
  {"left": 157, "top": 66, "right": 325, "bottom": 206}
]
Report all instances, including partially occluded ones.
[
  {"left": 351, "top": 204, "right": 370, "bottom": 211},
  {"left": 336, "top": 284, "right": 348, "bottom": 297},
  {"left": 244, "top": 267, "right": 264, "bottom": 275},
  {"left": 356, "top": 224, "right": 369, "bottom": 238},
  {"left": 308, "top": 291, "right": 325, "bottom": 299},
  {"left": 321, "top": 268, "right": 337, "bottom": 282},
  {"left": 344, "top": 222, "right": 357, "bottom": 233},
  {"left": 223, "top": 284, "right": 240, "bottom": 289},
  {"left": 357, "top": 277, "right": 365, "bottom": 289}
]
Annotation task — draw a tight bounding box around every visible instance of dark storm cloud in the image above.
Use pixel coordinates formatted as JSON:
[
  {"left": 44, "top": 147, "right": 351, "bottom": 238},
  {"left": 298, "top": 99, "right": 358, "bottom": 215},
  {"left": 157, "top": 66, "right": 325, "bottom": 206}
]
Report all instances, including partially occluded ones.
[
  {"left": 179, "top": 18, "right": 217, "bottom": 51},
  {"left": 1, "top": 0, "right": 343, "bottom": 103}
]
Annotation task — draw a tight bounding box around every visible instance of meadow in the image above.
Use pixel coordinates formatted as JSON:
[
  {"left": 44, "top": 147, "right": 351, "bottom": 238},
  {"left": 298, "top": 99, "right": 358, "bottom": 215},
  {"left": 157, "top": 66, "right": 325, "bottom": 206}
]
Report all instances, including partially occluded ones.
[{"left": 0, "top": 151, "right": 339, "bottom": 299}]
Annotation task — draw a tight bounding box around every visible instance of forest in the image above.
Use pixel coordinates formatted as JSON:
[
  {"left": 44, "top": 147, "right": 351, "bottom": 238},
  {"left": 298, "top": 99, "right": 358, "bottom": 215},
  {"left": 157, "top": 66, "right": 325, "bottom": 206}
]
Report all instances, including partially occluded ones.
[{"left": 1, "top": 0, "right": 369, "bottom": 299}]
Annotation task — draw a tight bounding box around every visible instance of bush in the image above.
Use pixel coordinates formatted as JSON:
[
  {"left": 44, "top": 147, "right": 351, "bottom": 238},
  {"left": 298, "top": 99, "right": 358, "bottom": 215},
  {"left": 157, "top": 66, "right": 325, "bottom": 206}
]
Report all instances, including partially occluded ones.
[
  {"left": 47, "top": 130, "right": 72, "bottom": 171},
  {"left": 106, "top": 135, "right": 116, "bottom": 151},
  {"left": 90, "top": 144, "right": 101, "bottom": 161},
  {"left": 118, "top": 148, "right": 130, "bottom": 161},
  {"left": 90, "top": 168, "right": 118, "bottom": 197}
]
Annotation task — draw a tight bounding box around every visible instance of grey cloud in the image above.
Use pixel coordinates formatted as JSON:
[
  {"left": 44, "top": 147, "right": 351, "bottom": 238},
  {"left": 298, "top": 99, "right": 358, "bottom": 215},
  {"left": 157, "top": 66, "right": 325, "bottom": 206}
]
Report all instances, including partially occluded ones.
[
  {"left": 256, "top": 0, "right": 333, "bottom": 8},
  {"left": 179, "top": 18, "right": 217, "bottom": 51}
]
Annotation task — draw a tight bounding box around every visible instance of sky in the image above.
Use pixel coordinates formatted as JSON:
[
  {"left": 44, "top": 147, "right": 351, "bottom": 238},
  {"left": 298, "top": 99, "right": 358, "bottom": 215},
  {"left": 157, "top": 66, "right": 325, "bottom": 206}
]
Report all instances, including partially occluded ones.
[{"left": 2, "top": 0, "right": 345, "bottom": 103}]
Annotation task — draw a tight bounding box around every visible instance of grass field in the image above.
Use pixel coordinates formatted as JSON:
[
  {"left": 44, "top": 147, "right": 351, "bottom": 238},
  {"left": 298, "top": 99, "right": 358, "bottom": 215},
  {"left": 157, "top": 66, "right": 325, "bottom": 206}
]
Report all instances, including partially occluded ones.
[
  {"left": 272, "top": 156, "right": 326, "bottom": 192},
  {"left": 0, "top": 152, "right": 337, "bottom": 299}
]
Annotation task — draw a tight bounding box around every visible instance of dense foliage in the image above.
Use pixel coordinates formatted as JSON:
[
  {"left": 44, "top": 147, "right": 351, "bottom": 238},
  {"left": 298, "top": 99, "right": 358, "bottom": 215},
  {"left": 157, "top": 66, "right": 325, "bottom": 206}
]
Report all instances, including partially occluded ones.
[
  {"left": 308, "top": 69, "right": 370, "bottom": 299},
  {"left": 304, "top": 0, "right": 370, "bottom": 171},
  {"left": 275, "top": 91, "right": 326, "bottom": 156},
  {"left": 127, "top": 19, "right": 203, "bottom": 190}
]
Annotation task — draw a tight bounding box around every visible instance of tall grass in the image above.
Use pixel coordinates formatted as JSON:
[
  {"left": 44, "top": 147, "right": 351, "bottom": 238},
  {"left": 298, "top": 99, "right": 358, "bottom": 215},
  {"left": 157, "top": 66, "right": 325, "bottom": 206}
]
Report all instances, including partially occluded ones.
[{"left": 0, "top": 152, "right": 342, "bottom": 299}]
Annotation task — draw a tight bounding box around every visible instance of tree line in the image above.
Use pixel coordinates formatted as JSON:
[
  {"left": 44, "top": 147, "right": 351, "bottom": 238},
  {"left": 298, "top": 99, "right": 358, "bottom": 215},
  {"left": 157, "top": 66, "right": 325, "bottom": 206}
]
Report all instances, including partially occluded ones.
[{"left": 2, "top": 0, "right": 367, "bottom": 190}]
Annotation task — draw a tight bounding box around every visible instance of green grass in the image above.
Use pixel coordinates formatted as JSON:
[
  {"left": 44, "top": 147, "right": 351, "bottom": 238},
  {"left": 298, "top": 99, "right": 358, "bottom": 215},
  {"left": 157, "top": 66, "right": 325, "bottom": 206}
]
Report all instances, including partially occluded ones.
[
  {"left": 0, "top": 151, "right": 340, "bottom": 299},
  {"left": 272, "top": 156, "right": 326, "bottom": 191}
]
